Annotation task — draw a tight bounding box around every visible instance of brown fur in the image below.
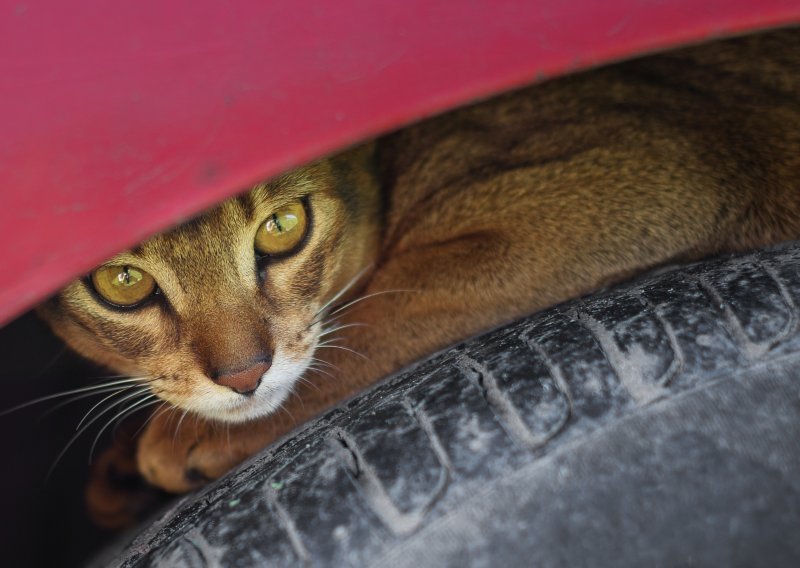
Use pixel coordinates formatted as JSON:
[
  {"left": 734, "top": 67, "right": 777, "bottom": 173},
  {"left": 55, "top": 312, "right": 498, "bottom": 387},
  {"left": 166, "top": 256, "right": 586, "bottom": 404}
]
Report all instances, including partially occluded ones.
[{"left": 38, "top": 29, "right": 800, "bottom": 508}]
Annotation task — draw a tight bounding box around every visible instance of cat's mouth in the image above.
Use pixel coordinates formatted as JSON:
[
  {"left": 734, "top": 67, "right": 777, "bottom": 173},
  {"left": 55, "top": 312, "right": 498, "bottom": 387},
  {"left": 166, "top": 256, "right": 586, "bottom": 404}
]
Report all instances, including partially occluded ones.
[
  {"left": 166, "top": 346, "right": 313, "bottom": 423},
  {"left": 218, "top": 353, "right": 308, "bottom": 422}
]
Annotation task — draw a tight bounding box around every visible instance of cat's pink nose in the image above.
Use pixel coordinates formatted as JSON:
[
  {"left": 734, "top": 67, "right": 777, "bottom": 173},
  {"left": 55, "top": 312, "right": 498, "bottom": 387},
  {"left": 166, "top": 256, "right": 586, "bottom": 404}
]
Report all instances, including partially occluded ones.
[{"left": 213, "top": 360, "right": 270, "bottom": 395}]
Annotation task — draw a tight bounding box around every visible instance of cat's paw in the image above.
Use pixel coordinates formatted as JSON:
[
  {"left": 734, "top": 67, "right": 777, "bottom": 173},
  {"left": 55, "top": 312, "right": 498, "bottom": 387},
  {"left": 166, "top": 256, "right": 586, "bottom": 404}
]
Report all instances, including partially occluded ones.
[
  {"left": 87, "top": 419, "right": 171, "bottom": 528},
  {"left": 136, "top": 410, "right": 264, "bottom": 493}
]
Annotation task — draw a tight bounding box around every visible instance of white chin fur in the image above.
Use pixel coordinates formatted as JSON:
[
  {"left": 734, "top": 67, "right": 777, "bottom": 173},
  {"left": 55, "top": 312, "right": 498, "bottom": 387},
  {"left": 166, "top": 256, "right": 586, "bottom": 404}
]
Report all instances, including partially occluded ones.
[{"left": 184, "top": 347, "right": 310, "bottom": 423}]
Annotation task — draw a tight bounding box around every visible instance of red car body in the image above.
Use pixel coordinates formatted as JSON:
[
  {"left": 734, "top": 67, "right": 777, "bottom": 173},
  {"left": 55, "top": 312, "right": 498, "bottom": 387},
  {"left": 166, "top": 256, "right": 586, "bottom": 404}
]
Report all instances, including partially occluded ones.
[{"left": 1, "top": 0, "right": 798, "bottom": 324}]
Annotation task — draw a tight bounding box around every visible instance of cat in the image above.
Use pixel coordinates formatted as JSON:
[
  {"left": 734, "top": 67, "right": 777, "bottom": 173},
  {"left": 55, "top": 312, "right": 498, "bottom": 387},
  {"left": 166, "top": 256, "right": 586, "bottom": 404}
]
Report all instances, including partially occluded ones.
[{"left": 37, "top": 28, "right": 800, "bottom": 517}]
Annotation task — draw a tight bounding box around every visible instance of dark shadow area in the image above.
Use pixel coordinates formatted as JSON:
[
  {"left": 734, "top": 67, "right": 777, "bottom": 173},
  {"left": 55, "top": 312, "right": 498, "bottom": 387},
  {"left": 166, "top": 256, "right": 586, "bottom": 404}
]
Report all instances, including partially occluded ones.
[{"left": 0, "top": 312, "right": 129, "bottom": 567}]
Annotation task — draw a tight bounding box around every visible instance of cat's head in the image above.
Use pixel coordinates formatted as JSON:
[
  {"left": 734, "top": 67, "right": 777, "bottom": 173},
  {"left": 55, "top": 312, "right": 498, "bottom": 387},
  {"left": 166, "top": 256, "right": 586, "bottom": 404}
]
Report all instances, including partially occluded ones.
[{"left": 37, "top": 146, "right": 380, "bottom": 422}]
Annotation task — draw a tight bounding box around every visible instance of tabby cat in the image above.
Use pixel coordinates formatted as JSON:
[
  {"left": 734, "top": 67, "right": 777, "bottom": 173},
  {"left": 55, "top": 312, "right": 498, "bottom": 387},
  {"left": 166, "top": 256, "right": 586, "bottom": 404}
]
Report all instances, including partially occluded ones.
[{"left": 37, "top": 29, "right": 800, "bottom": 520}]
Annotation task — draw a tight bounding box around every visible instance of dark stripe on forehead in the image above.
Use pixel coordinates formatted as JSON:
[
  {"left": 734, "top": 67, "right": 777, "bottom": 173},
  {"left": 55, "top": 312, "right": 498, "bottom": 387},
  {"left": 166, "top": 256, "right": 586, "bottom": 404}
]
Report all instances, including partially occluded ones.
[
  {"left": 329, "top": 158, "right": 361, "bottom": 219},
  {"left": 234, "top": 193, "right": 257, "bottom": 222},
  {"left": 330, "top": 147, "right": 379, "bottom": 217},
  {"left": 129, "top": 243, "right": 147, "bottom": 258}
]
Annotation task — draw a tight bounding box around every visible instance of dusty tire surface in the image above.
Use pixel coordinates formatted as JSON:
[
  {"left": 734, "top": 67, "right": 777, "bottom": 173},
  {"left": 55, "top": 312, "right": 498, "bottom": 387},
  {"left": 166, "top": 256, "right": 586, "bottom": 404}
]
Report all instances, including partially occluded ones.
[{"left": 100, "top": 242, "right": 800, "bottom": 567}]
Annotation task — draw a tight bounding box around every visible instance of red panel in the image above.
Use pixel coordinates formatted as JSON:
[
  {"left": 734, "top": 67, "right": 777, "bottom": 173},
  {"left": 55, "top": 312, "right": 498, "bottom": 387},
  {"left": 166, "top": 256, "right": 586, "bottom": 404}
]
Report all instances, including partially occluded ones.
[{"left": 1, "top": 0, "right": 798, "bottom": 325}]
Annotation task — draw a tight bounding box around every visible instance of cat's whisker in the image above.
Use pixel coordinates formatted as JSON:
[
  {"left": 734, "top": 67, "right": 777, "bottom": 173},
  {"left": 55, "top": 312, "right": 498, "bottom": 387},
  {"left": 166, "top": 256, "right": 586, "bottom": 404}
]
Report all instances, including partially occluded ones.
[
  {"left": 325, "top": 289, "right": 417, "bottom": 319},
  {"left": 164, "top": 406, "right": 176, "bottom": 429},
  {"left": 314, "top": 291, "right": 409, "bottom": 333},
  {"left": 46, "top": 390, "right": 155, "bottom": 480},
  {"left": 302, "top": 367, "right": 330, "bottom": 385},
  {"left": 131, "top": 401, "right": 171, "bottom": 438},
  {"left": 318, "top": 322, "right": 370, "bottom": 338},
  {"left": 310, "top": 265, "right": 374, "bottom": 324},
  {"left": 75, "top": 385, "right": 151, "bottom": 431},
  {"left": 74, "top": 388, "right": 150, "bottom": 433},
  {"left": 309, "top": 356, "right": 341, "bottom": 373},
  {"left": 173, "top": 408, "right": 191, "bottom": 449},
  {"left": 278, "top": 401, "right": 299, "bottom": 421},
  {"left": 33, "top": 346, "right": 67, "bottom": 380},
  {"left": 297, "top": 375, "right": 322, "bottom": 390},
  {"left": 306, "top": 368, "right": 335, "bottom": 382},
  {"left": 89, "top": 374, "right": 133, "bottom": 382},
  {"left": 0, "top": 377, "right": 155, "bottom": 417},
  {"left": 37, "top": 383, "right": 146, "bottom": 421},
  {"left": 317, "top": 337, "right": 347, "bottom": 347},
  {"left": 310, "top": 289, "right": 412, "bottom": 333},
  {"left": 89, "top": 395, "right": 160, "bottom": 464},
  {"left": 316, "top": 344, "right": 370, "bottom": 361},
  {"left": 305, "top": 363, "right": 335, "bottom": 379}
]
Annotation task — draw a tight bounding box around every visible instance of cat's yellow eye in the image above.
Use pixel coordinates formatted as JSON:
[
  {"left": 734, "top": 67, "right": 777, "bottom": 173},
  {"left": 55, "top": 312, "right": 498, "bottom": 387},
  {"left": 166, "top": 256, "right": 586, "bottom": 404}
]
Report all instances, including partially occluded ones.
[
  {"left": 254, "top": 201, "right": 308, "bottom": 256},
  {"left": 91, "top": 265, "right": 156, "bottom": 307}
]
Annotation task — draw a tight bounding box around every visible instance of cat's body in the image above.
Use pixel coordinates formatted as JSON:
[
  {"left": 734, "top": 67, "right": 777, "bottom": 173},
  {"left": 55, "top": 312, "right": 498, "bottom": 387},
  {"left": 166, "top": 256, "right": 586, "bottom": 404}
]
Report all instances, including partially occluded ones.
[{"left": 39, "top": 29, "right": 800, "bottom": 508}]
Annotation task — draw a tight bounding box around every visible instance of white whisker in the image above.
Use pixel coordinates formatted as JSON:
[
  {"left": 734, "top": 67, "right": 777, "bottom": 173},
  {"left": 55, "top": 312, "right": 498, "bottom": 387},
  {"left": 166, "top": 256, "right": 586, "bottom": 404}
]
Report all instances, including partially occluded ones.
[
  {"left": 89, "top": 374, "right": 132, "bottom": 382},
  {"left": 326, "top": 289, "right": 416, "bottom": 319},
  {"left": 131, "top": 401, "right": 171, "bottom": 438},
  {"left": 75, "top": 388, "right": 150, "bottom": 432},
  {"left": 279, "top": 402, "right": 298, "bottom": 421},
  {"left": 306, "top": 364, "right": 336, "bottom": 380},
  {"left": 89, "top": 395, "right": 160, "bottom": 463},
  {"left": 0, "top": 377, "right": 154, "bottom": 417},
  {"left": 296, "top": 374, "right": 322, "bottom": 389},
  {"left": 318, "top": 322, "right": 370, "bottom": 337},
  {"left": 317, "top": 337, "right": 347, "bottom": 347},
  {"left": 311, "top": 264, "right": 374, "bottom": 323},
  {"left": 309, "top": 356, "right": 341, "bottom": 372},
  {"left": 173, "top": 408, "right": 191, "bottom": 448},
  {"left": 37, "top": 383, "right": 145, "bottom": 421},
  {"left": 75, "top": 385, "right": 149, "bottom": 431},
  {"left": 47, "top": 390, "right": 154, "bottom": 480},
  {"left": 316, "top": 344, "right": 370, "bottom": 361}
]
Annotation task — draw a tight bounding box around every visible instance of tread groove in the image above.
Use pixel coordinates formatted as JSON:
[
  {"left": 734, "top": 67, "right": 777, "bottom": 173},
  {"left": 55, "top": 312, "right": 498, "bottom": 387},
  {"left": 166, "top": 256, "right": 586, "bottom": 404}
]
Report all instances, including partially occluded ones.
[
  {"left": 696, "top": 275, "right": 768, "bottom": 359},
  {"left": 401, "top": 397, "right": 453, "bottom": 478},
  {"left": 330, "top": 428, "right": 428, "bottom": 536},
  {"left": 455, "top": 353, "right": 565, "bottom": 448},
  {"left": 756, "top": 258, "right": 799, "bottom": 346},
  {"left": 572, "top": 308, "right": 668, "bottom": 405},
  {"left": 634, "top": 291, "right": 685, "bottom": 388},
  {"left": 521, "top": 332, "right": 575, "bottom": 425},
  {"left": 264, "top": 484, "right": 311, "bottom": 565}
]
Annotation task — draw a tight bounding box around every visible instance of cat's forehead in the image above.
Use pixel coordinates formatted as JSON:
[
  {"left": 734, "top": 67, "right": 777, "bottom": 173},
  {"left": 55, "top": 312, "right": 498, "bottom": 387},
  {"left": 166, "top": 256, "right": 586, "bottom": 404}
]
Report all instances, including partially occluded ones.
[{"left": 127, "top": 166, "right": 328, "bottom": 266}]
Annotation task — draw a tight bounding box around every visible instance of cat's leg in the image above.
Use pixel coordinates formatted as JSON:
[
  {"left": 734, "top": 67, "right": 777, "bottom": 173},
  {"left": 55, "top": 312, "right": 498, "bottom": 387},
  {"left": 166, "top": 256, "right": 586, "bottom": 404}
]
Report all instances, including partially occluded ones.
[{"left": 85, "top": 414, "right": 170, "bottom": 526}]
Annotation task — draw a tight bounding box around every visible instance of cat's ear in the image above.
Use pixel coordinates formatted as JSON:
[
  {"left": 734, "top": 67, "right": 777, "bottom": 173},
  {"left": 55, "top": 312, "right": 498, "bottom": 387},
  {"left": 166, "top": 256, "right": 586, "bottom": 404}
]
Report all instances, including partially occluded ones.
[
  {"left": 35, "top": 295, "right": 62, "bottom": 326},
  {"left": 326, "top": 142, "right": 382, "bottom": 222},
  {"left": 333, "top": 141, "right": 378, "bottom": 171}
]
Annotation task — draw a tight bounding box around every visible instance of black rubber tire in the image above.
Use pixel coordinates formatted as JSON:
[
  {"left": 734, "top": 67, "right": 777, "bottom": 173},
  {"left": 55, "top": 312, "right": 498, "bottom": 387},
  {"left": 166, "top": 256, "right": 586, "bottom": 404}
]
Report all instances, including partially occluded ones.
[{"left": 99, "top": 242, "right": 800, "bottom": 568}]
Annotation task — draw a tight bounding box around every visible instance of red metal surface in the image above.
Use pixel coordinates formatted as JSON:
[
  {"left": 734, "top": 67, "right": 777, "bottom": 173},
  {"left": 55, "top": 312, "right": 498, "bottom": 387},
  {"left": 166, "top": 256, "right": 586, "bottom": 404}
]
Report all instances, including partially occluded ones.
[{"left": 1, "top": 1, "right": 798, "bottom": 325}]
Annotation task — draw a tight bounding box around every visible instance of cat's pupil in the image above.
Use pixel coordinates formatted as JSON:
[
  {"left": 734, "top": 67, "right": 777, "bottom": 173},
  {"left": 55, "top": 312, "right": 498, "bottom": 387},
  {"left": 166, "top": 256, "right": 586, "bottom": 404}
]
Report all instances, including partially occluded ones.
[{"left": 117, "top": 267, "right": 131, "bottom": 286}]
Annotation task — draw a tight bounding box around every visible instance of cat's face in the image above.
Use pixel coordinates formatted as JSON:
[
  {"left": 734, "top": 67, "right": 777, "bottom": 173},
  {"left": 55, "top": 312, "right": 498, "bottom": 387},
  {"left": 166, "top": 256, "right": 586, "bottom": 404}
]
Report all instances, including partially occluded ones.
[{"left": 38, "top": 147, "right": 381, "bottom": 422}]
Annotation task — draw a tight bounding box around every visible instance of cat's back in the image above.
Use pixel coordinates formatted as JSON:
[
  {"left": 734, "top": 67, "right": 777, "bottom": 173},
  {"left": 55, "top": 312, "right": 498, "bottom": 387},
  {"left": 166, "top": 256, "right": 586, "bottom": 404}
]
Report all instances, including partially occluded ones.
[{"left": 377, "top": 27, "right": 800, "bottom": 252}]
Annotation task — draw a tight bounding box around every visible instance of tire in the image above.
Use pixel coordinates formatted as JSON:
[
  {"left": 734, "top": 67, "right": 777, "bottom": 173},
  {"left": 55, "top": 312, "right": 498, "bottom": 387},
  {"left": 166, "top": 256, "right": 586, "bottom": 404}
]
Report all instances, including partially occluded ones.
[{"left": 98, "top": 242, "right": 800, "bottom": 568}]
